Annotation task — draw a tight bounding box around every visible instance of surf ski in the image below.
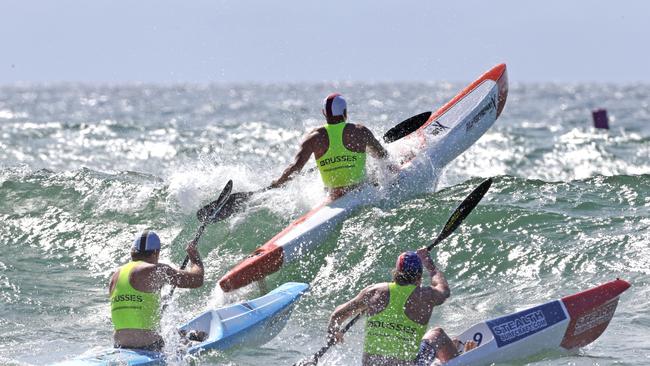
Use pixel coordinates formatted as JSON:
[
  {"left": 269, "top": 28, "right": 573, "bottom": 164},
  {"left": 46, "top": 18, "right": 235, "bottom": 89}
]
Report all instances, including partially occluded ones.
[
  {"left": 53, "top": 282, "right": 308, "bottom": 366},
  {"left": 219, "top": 63, "right": 509, "bottom": 292},
  {"left": 435, "top": 279, "right": 630, "bottom": 366}
]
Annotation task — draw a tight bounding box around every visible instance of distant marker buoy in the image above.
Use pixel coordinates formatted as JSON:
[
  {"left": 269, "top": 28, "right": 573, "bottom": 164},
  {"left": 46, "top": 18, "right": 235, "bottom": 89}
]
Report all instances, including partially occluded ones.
[{"left": 592, "top": 108, "right": 609, "bottom": 129}]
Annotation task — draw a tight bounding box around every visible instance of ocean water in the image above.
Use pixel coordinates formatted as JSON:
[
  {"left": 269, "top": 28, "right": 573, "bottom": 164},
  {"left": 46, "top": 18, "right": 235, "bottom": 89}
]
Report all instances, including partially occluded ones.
[{"left": 0, "top": 81, "right": 649, "bottom": 366}]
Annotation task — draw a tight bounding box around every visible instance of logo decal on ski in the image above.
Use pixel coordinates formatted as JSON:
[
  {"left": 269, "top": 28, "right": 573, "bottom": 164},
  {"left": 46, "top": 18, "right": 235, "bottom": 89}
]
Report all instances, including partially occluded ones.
[
  {"left": 486, "top": 300, "right": 567, "bottom": 347},
  {"left": 466, "top": 95, "right": 497, "bottom": 132}
]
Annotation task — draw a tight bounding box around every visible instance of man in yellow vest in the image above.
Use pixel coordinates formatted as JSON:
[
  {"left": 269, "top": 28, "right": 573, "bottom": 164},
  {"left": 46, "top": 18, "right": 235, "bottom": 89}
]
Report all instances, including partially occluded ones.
[
  {"left": 271, "top": 93, "right": 393, "bottom": 199},
  {"left": 109, "top": 230, "right": 204, "bottom": 351},
  {"left": 327, "top": 249, "right": 471, "bottom": 365}
]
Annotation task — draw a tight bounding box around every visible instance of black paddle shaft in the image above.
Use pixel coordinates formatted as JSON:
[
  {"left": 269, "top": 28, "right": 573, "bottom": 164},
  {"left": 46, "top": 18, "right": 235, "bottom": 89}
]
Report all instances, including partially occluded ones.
[
  {"left": 293, "top": 314, "right": 361, "bottom": 366},
  {"left": 162, "top": 180, "right": 232, "bottom": 313},
  {"left": 427, "top": 178, "right": 493, "bottom": 251},
  {"left": 293, "top": 177, "right": 494, "bottom": 366}
]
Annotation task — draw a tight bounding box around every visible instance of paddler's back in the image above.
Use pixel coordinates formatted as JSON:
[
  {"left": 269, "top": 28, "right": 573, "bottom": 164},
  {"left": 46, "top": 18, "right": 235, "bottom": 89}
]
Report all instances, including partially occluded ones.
[
  {"left": 109, "top": 261, "right": 162, "bottom": 294},
  {"left": 363, "top": 282, "right": 437, "bottom": 324},
  {"left": 311, "top": 123, "right": 380, "bottom": 160},
  {"left": 360, "top": 283, "right": 438, "bottom": 366},
  {"left": 109, "top": 261, "right": 164, "bottom": 350}
]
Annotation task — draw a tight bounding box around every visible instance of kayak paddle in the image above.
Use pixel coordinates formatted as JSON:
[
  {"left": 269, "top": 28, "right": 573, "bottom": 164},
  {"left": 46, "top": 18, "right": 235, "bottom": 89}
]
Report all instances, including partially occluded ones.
[
  {"left": 427, "top": 177, "right": 493, "bottom": 251},
  {"left": 383, "top": 111, "right": 432, "bottom": 143},
  {"left": 294, "top": 312, "right": 361, "bottom": 366},
  {"left": 294, "top": 177, "right": 493, "bottom": 366},
  {"left": 203, "top": 111, "right": 433, "bottom": 222},
  {"left": 162, "top": 179, "right": 233, "bottom": 313}
]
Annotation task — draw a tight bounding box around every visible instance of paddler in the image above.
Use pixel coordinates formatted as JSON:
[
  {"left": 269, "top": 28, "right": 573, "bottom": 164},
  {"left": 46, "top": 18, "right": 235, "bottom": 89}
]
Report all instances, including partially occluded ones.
[
  {"left": 109, "top": 230, "right": 204, "bottom": 351},
  {"left": 271, "top": 93, "right": 395, "bottom": 199},
  {"left": 327, "top": 249, "right": 473, "bottom": 365}
]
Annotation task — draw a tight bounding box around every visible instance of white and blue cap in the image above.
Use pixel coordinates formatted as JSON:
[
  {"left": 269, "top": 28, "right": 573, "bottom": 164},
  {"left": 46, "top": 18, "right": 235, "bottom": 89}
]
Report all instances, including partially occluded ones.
[
  {"left": 323, "top": 93, "right": 347, "bottom": 117},
  {"left": 132, "top": 230, "right": 161, "bottom": 252}
]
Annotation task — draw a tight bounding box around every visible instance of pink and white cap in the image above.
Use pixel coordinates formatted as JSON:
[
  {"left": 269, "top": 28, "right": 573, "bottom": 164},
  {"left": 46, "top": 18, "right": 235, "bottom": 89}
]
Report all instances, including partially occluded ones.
[{"left": 323, "top": 93, "right": 347, "bottom": 117}]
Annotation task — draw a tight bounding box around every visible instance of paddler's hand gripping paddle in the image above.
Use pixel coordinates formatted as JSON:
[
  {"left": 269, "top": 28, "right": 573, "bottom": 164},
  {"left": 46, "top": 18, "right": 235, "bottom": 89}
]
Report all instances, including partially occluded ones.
[
  {"left": 293, "top": 177, "right": 494, "bottom": 366},
  {"left": 162, "top": 179, "right": 233, "bottom": 313},
  {"left": 200, "top": 111, "right": 434, "bottom": 223}
]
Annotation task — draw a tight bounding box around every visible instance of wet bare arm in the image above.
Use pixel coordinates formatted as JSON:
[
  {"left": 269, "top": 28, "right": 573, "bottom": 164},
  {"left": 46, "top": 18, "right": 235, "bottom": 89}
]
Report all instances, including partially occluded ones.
[
  {"left": 158, "top": 241, "right": 205, "bottom": 289},
  {"left": 361, "top": 125, "right": 389, "bottom": 159},
  {"left": 417, "top": 247, "right": 450, "bottom": 305},
  {"left": 109, "top": 271, "right": 119, "bottom": 294},
  {"left": 327, "top": 286, "right": 372, "bottom": 343},
  {"left": 271, "top": 131, "right": 317, "bottom": 187}
]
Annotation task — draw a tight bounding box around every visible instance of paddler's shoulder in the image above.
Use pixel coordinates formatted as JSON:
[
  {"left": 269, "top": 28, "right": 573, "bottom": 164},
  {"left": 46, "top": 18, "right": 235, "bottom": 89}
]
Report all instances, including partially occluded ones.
[
  {"left": 130, "top": 261, "right": 176, "bottom": 280},
  {"left": 413, "top": 283, "right": 448, "bottom": 306},
  {"left": 360, "top": 283, "right": 390, "bottom": 311},
  {"left": 129, "top": 261, "right": 161, "bottom": 278},
  {"left": 344, "top": 122, "right": 369, "bottom": 132},
  {"left": 344, "top": 123, "right": 376, "bottom": 140},
  {"left": 303, "top": 127, "right": 326, "bottom": 140},
  {"left": 130, "top": 262, "right": 176, "bottom": 291},
  {"left": 345, "top": 121, "right": 366, "bottom": 128},
  {"left": 362, "top": 282, "right": 390, "bottom": 297},
  {"left": 301, "top": 127, "right": 328, "bottom": 148}
]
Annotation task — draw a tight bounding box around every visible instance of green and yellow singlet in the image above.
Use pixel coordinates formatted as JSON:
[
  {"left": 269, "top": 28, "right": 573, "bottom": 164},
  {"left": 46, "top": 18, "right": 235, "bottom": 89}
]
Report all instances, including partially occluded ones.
[
  {"left": 363, "top": 283, "right": 427, "bottom": 361},
  {"left": 110, "top": 261, "right": 160, "bottom": 331},
  {"left": 316, "top": 122, "right": 366, "bottom": 188}
]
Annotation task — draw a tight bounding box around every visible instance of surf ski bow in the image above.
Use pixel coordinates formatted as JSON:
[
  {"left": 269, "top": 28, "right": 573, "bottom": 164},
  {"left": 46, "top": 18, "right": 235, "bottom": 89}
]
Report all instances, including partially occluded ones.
[
  {"left": 53, "top": 282, "right": 309, "bottom": 366},
  {"left": 436, "top": 279, "right": 630, "bottom": 366},
  {"left": 219, "top": 64, "right": 509, "bottom": 292}
]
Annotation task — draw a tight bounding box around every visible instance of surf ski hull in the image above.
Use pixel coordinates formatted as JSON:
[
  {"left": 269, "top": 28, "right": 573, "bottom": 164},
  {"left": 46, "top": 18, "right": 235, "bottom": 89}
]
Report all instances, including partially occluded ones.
[
  {"left": 219, "top": 64, "right": 509, "bottom": 292},
  {"left": 52, "top": 282, "right": 309, "bottom": 366},
  {"left": 436, "top": 279, "right": 630, "bottom": 366}
]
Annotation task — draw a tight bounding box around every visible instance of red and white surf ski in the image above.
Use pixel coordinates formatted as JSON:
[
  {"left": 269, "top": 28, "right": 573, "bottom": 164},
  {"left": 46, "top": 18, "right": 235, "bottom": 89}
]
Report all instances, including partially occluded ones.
[
  {"left": 437, "top": 279, "right": 630, "bottom": 366},
  {"left": 219, "top": 64, "right": 509, "bottom": 292}
]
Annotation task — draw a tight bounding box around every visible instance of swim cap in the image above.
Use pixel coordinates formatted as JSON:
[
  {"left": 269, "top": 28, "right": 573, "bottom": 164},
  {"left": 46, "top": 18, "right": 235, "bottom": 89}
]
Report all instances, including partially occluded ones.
[
  {"left": 132, "top": 230, "right": 161, "bottom": 252},
  {"left": 395, "top": 251, "right": 423, "bottom": 275},
  {"left": 323, "top": 93, "right": 347, "bottom": 117}
]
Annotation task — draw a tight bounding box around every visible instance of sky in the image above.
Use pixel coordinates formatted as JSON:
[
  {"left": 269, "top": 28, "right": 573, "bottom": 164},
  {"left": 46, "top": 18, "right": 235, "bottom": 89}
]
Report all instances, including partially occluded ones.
[{"left": 0, "top": 0, "right": 648, "bottom": 84}]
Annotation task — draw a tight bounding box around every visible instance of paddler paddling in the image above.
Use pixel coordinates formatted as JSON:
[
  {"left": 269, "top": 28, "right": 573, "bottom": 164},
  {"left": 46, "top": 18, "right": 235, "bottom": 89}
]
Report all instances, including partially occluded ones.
[
  {"left": 327, "top": 249, "right": 473, "bottom": 366},
  {"left": 271, "top": 93, "right": 395, "bottom": 199},
  {"left": 109, "top": 230, "right": 205, "bottom": 351}
]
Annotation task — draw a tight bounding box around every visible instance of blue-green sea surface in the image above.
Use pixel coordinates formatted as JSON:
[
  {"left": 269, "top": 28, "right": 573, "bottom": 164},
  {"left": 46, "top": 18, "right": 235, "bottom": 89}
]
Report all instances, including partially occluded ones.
[{"left": 0, "top": 82, "right": 648, "bottom": 365}]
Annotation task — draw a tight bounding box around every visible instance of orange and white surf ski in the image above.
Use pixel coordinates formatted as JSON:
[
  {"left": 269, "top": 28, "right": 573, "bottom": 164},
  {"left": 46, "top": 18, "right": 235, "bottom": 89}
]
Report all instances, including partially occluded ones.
[{"left": 219, "top": 64, "right": 509, "bottom": 292}]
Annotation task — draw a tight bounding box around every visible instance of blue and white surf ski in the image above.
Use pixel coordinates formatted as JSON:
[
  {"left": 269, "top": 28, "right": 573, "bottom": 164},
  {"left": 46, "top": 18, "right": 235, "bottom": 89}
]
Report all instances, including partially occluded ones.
[{"left": 53, "top": 282, "right": 309, "bottom": 366}]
